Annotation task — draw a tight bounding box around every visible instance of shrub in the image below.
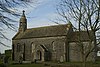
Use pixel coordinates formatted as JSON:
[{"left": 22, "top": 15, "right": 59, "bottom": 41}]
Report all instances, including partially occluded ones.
[{"left": 0, "top": 63, "right": 7, "bottom": 67}]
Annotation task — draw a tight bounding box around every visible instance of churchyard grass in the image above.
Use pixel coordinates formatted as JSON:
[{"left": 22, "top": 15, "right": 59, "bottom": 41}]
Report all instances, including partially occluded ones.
[
  {"left": 8, "top": 61, "right": 100, "bottom": 67},
  {"left": 8, "top": 63, "right": 44, "bottom": 67},
  {"left": 0, "top": 61, "right": 100, "bottom": 67}
]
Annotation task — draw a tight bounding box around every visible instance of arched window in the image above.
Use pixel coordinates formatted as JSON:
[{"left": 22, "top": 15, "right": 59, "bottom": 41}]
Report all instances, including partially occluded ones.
[
  {"left": 32, "top": 43, "right": 35, "bottom": 53},
  {"left": 12, "top": 44, "right": 14, "bottom": 60},
  {"left": 23, "top": 44, "right": 25, "bottom": 61},
  {"left": 17, "top": 43, "right": 21, "bottom": 52},
  {"left": 52, "top": 41, "right": 55, "bottom": 51},
  {"left": 12, "top": 44, "right": 14, "bottom": 52}
]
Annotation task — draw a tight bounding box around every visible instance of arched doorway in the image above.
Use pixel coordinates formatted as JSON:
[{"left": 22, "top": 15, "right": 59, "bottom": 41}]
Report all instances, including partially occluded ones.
[{"left": 36, "top": 50, "right": 42, "bottom": 61}]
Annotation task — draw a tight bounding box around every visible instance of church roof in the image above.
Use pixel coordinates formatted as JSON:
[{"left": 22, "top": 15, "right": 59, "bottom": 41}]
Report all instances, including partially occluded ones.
[
  {"left": 12, "top": 24, "right": 71, "bottom": 40},
  {"left": 69, "top": 31, "right": 94, "bottom": 42}
]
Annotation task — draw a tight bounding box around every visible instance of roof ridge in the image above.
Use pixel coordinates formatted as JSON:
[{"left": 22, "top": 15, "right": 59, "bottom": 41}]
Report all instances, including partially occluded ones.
[{"left": 27, "top": 24, "right": 68, "bottom": 30}]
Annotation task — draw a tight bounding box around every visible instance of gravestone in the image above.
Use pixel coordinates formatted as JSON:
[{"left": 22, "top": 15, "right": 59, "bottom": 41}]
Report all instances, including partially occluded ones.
[{"left": 60, "top": 56, "right": 64, "bottom": 63}]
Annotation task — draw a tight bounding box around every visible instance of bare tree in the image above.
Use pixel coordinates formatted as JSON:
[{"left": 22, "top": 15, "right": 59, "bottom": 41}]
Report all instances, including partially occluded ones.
[
  {"left": 56, "top": 0, "right": 100, "bottom": 67},
  {"left": 0, "top": 0, "right": 37, "bottom": 47}
]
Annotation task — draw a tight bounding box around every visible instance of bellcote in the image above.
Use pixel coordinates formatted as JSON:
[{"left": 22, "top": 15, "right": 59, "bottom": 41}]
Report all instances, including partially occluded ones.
[
  {"left": 19, "top": 10, "right": 27, "bottom": 32},
  {"left": 20, "top": 10, "right": 27, "bottom": 23}
]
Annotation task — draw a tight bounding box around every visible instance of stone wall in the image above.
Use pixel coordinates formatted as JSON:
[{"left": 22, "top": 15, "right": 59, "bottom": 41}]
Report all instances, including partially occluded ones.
[
  {"left": 69, "top": 42, "right": 95, "bottom": 62},
  {"left": 12, "top": 36, "right": 67, "bottom": 62},
  {"left": 12, "top": 32, "right": 95, "bottom": 62}
]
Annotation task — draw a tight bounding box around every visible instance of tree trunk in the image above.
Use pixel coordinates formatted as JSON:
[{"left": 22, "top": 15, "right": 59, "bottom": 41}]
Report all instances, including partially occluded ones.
[
  {"left": 83, "top": 56, "right": 86, "bottom": 67},
  {"left": 93, "top": 31, "right": 97, "bottom": 62}
]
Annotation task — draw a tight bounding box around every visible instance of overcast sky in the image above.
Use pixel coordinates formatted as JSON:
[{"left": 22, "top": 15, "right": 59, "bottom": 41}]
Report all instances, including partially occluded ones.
[{"left": 0, "top": 0, "right": 61, "bottom": 53}]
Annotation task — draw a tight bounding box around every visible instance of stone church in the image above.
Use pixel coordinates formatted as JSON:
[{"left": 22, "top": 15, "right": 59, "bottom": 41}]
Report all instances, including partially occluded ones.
[{"left": 12, "top": 11, "right": 96, "bottom": 62}]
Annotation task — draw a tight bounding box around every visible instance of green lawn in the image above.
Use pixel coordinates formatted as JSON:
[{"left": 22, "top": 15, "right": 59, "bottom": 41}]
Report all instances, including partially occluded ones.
[
  {"left": 0, "top": 61, "right": 100, "bottom": 67},
  {"left": 8, "top": 62, "right": 100, "bottom": 67},
  {"left": 8, "top": 63, "right": 44, "bottom": 67}
]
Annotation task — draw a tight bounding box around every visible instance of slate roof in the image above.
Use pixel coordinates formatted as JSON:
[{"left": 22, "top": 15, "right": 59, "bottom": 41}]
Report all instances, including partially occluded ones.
[
  {"left": 69, "top": 31, "right": 94, "bottom": 42},
  {"left": 12, "top": 24, "right": 70, "bottom": 40}
]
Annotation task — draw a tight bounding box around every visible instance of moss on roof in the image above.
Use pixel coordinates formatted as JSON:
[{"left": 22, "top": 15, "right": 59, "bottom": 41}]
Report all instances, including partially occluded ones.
[
  {"left": 69, "top": 31, "right": 94, "bottom": 42},
  {"left": 12, "top": 24, "right": 71, "bottom": 40}
]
